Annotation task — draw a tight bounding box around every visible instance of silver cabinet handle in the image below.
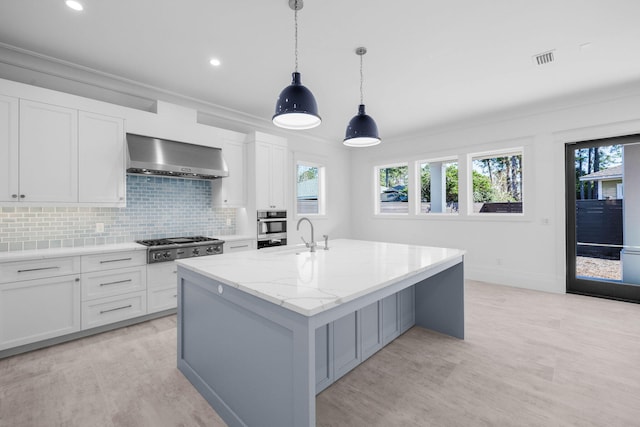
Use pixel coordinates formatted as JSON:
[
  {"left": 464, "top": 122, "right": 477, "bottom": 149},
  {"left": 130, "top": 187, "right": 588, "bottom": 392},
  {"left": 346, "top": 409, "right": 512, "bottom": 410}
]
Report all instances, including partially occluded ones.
[
  {"left": 100, "top": 304, "right": 132, "bottom": 314},
  {"left": 230, "top": 244, "right": 249, "bottom": 249},
  {"left": 20, "top": 194, "right": 25, "bottom": 199},
  {"left": 100, "top": 258, "right": 132, "bottom": 264},
  {"left": 18, "top": 266, "right": 60, "bottom": 273},
  {"left": 99, "top": 279, "right": 132, "bottom": 287},
  {"left": 11, "top": 194, "right": 17, "bottom": 198}
]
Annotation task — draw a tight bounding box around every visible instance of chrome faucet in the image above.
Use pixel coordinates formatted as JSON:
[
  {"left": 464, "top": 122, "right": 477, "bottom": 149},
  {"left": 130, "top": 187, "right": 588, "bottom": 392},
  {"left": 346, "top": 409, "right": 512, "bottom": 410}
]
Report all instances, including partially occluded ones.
[{"left": 297, "top": 217, "right": 316, "bottom": 252}]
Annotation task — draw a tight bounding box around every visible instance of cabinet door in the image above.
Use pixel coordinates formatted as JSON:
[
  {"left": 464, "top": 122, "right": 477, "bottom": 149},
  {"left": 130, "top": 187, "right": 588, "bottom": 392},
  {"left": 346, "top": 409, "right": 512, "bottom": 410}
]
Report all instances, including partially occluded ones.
[
  {"left": 81, "top": 291, "right": 146, "bottom": 330},
  {"left": 382, "top": 293, "right": 400, "bottom": 345},
  {"left": 82, "top": 266, "right": 146, "bottom": 301},
  {"left": 224, "top": 239, "right": 255, "bottom": 253},
  {"left": 0, "top": 275, "right": 81, "bottom": 350},
  {"left": 399, "top": 286, "right": 415, "bottom": 334},
  {"left": 360, "top": 301, "right": 382, "bottom": 360},
  {"left": 0, "top": 95, "right": 19, "bottom": 202},
  {"left": 79, "top": 111, "right": 125, "bottom": 204},
  {"left": 315, "top": 323, "right": 333, "bottom": 394},
  {"left": 333, "top": 311, "right": 360, "bottom": 380},
  {"left": 255, "top": 142, "right": 271, "bottom": 210},
  {"left": 19, "top": 100, "right": 78, "bottom": 202},
  {"left": 269, "top": 144, "right": 287, "bottom": 209},
  {"left": 213, "top": 140, "right": 245, "bottom": 207}
]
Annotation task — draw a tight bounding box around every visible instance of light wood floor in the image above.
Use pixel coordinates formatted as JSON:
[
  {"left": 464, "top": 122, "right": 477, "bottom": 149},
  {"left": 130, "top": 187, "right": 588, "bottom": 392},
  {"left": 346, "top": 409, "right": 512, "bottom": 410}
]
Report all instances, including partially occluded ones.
[{"left": 1, "top": 281, "right": 639, "bottom": 427}]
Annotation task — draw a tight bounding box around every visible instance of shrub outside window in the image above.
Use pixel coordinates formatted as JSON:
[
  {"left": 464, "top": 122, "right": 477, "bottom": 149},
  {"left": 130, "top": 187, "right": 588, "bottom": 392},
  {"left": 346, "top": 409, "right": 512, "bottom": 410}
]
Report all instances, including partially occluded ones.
[
  {"left": 471, "top": 151, "right": 523, "bottom": 214},
  {"left": 418, "top": 160, "right": 458, "bottom": 214},
  {"left": 377, "top": 164, "right": 409, "bottom": 214}
]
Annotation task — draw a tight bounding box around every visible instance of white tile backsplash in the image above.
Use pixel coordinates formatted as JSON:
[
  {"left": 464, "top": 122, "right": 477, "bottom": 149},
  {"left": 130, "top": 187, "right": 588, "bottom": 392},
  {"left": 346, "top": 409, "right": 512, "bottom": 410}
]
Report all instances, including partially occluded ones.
[{"left": 0, "top": 175, "right": 236, "bottom": 252}]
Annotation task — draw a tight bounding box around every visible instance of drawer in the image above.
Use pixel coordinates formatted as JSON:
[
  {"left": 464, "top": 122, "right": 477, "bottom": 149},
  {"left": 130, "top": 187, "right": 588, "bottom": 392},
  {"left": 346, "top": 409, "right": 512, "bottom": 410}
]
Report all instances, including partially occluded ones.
[
  {"left": 0, "top": 257, "right": 80, "bottom": 284},
  {"left": 224, "top": 239, "right": 255, "bottom": 253},
  {"left": 148, "top": 287, "right": 178, "bottom": 313},
  {"left": 81, "top": 291, "right": 147, "bottom": 330},
  {"left": 81, "top": 251, "right": 146, "bottom": 273},
  {"left": 82, "top": 266, "right": 146, "bottom": 301},
  {"left": 147, "top": 262, "right": 177, "bottom": 289}
]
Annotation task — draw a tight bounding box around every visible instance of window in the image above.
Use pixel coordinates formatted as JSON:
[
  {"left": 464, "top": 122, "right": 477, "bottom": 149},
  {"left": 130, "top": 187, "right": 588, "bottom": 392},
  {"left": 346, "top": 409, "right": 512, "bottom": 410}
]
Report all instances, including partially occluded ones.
[
  {"left": 296, "top": 161, "right": 325, "bottom": 215},
  {"left": 376, "top": 164, "right": 409, "bottom": 214},
  {"left": 471, "top": 151, "right": 523, "bottom": 213},
  {"left": 418, "top": 159, "right": 458, "bottom": 214}
]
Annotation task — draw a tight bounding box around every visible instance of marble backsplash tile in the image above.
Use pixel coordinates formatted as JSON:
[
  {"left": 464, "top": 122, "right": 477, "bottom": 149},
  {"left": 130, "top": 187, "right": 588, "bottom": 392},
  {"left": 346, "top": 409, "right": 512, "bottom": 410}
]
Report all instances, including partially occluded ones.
[{"left": 0, "top": 175, "right": 236, "bottom": 252}]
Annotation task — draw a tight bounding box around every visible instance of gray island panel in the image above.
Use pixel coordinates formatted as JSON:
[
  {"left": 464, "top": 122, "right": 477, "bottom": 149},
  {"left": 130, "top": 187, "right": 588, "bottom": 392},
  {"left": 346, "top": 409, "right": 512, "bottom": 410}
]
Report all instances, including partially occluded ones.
[{"left": 177, "top": 239, "right": 465, "bottom": 427}]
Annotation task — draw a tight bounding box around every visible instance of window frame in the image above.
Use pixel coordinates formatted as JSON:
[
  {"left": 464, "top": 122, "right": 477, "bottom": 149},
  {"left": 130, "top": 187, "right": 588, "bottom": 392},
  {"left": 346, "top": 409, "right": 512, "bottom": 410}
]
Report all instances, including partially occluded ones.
[
  {"left": 294, "top": 157, "right": 327, "bottom": 218},
  {"left": 374, "top": 162, "right": 410, "bottom": 216},
  {"left": 467, "top": 147, "right": 525, "bottom": 216},
  {"left": 414, "top": 156, "right": 459, "bottom": 216}
]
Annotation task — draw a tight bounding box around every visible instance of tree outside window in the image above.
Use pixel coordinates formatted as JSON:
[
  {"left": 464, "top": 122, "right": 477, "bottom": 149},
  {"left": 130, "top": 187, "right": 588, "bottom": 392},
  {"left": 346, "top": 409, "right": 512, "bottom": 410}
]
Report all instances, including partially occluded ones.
[
  {"left": 471, "top": 152, "right": 523, "bottom": 213},
  {"left": 377, "top": 164, "right": 408, "bottom": 214},
  {"left": 419, "top": 160, "right": 458, "bottom": 214}
]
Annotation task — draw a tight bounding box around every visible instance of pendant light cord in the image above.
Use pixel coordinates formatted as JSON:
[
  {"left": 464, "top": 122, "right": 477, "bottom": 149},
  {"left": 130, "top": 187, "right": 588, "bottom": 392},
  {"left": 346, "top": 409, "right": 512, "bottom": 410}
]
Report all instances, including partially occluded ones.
[
  {"left": 359, "top": 53, "right": 364, "bottom": 105},
  {"left": 294, "top": 1, "right": 299, "bottom": 72}
]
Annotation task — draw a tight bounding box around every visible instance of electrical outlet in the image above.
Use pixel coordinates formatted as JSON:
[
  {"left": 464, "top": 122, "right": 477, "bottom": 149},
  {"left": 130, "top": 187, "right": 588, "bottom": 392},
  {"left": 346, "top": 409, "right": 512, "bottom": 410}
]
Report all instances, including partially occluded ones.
[{"left": 95, "top": 223, "right": 104, "bottom": 233}]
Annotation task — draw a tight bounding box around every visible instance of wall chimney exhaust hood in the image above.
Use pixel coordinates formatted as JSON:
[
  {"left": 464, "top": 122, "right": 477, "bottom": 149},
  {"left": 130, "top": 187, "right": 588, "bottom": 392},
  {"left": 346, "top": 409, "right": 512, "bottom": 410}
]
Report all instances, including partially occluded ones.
[{"left": 126, "top": 133, "right": 229, "bottom": 179}]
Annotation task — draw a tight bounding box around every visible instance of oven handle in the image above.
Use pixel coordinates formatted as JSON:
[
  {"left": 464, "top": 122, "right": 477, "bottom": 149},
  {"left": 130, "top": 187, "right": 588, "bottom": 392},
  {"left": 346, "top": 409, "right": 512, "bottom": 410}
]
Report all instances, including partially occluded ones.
[{"left": 257, "top": 232, "right": 288, "bottom": 240}]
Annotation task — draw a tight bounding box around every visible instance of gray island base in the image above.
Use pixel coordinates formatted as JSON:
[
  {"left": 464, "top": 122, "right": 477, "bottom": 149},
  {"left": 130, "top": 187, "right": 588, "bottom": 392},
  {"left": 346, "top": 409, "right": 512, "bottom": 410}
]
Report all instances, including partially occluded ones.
[{"left": 176, "top": 239, "right": 465, "bottom": 427}]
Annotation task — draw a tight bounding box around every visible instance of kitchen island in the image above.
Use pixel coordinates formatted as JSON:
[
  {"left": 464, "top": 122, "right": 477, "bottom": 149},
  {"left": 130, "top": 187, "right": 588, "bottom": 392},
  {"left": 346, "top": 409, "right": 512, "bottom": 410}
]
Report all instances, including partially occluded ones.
[{"left": 176, "top": 239, "right": 465, "bottom": 427}]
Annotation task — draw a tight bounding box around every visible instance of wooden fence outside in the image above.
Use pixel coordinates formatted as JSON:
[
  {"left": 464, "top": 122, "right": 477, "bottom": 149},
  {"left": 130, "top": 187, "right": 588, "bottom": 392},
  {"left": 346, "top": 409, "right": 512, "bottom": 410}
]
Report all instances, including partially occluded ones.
[{"left": 576, "top": 199, "right": 623, "bottom": 260}]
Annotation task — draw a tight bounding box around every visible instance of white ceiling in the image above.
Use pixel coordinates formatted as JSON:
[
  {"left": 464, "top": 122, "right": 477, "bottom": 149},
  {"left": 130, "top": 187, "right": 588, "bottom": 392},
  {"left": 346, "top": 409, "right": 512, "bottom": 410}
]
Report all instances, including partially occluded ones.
[{"left": 1, "top": 0, "right": 640, "bottom": 143}]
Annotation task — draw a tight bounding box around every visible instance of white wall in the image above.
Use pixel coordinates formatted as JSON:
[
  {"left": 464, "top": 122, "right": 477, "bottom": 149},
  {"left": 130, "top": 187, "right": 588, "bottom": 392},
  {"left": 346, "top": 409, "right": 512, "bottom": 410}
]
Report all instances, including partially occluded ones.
[{"left": 349, "top": 83, "right": 640, "bottom": 293}]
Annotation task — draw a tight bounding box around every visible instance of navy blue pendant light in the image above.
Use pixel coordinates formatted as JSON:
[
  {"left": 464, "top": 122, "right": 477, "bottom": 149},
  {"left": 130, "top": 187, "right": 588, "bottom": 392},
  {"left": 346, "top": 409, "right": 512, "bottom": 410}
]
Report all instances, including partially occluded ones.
[
  {"left": 344, "top": 47, "right": 381, "bottom": 147},
  {"left": 273, "top": 0, "right": 321, "bottom": 130}
]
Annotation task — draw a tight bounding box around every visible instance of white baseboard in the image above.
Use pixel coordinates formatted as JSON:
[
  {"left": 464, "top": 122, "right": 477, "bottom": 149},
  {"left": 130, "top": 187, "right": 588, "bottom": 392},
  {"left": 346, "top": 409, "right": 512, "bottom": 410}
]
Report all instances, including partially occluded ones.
[{"left": 465, "top": 265, "right": 564, "bottom": 294}]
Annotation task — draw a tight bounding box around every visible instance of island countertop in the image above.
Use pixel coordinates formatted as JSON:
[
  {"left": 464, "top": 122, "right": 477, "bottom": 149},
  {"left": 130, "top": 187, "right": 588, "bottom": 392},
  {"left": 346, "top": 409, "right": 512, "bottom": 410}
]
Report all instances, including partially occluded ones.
[{"left": 176, "top": 238, "right": 465, "bottom": 316}]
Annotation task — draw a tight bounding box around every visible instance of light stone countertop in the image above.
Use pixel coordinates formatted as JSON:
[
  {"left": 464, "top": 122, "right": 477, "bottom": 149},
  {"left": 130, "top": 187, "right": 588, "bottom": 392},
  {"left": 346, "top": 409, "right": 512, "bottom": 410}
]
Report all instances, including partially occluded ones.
[
  {"left": 0, "top": 242, "right": 147, "bottom": 262},
  {"left": 177, "top": 239, "right": 465, "bottom": 317}
]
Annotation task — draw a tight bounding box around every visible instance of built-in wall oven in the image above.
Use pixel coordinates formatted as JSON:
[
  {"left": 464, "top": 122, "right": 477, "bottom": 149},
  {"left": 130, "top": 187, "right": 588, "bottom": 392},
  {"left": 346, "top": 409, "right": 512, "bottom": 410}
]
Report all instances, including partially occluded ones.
[{"left": 257, "top": 210, "right": 287, "bottom": 249}]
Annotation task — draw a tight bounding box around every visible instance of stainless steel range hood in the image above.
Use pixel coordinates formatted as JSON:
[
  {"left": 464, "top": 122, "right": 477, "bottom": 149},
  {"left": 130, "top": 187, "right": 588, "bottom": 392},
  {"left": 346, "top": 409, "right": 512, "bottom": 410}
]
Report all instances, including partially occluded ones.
[{"left": 126, "top": 133, "right": 228, "bottom": 179}]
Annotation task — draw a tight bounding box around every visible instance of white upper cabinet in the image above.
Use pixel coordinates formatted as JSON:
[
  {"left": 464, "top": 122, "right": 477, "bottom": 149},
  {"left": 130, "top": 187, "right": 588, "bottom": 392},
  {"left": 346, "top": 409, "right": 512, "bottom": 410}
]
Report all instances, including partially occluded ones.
[
  {"left": 0, "top": 91, "right": 127, "bottom": 206},
  {"left": 0, "top": 95, "right": 18, "bottom": 202},
  {"left": 255, "top": 140, "right": 287, "bottom": 210},
  {"left": 79, "top": 111, "right": 126, "bottom": 205},
  {"left": 18, "top": 100, "right": 78, "bottom": 203},
  {"left": 213, "top": 139, "right": 246, "bottom": 207},
  {"left": 269, "top": 144, "right": 287, "bottom": 210}
]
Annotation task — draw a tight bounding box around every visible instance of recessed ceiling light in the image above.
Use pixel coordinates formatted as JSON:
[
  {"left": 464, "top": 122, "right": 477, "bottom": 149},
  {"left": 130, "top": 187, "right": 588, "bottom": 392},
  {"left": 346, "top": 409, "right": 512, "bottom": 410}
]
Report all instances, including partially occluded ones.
[
  {"left": 65, "top": 0, "right": 84, "bottom": 11},
  {"left": 209, "top": 58, "right": 221, "bottom": 67}
]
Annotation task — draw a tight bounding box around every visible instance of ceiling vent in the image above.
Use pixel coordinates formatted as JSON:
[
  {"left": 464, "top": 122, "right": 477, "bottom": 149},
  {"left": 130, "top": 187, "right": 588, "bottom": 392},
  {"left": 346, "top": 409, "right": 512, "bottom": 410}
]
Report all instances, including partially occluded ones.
[{"left": 533, "top": 50, "right": 555, "bottom": 65}]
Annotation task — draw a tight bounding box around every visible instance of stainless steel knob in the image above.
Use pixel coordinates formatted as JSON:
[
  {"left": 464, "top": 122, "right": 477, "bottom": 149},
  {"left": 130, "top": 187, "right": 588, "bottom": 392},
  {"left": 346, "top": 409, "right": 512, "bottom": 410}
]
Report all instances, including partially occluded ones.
[{"left": 11, "top": 194, "right": 17, "bottom": 198}]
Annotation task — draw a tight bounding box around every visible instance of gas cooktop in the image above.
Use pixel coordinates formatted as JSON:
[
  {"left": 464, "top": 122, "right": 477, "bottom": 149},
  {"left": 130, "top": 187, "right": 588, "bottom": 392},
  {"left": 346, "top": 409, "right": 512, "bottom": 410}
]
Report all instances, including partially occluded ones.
[
  {"left": 136, "top": 236, "right": 220, "bottom": 247},
  {"left": 136, "top": 236, "right": 224, "bottom": 263}
]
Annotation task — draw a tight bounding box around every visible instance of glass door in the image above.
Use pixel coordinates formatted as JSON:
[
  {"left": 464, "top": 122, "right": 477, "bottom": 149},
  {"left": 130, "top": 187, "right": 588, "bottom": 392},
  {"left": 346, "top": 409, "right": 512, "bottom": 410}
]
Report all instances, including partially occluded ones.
[{"left": 566, "top": 135, "right": 640, "bottom": 302}]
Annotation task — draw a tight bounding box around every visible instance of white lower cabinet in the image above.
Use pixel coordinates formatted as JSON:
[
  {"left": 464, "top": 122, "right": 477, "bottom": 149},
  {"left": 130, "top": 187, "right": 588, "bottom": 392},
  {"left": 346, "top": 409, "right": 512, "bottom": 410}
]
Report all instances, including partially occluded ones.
[
  {"left": 223, "top": 239, "right": 255, "bottom": 253},
  {"left": 80, "top": 250, "right": 147, "bottom": 330},
  {"left": 147, "top": 261, "right": 178, "bottom": 313},
  {"left": 81, "top": 291, "right": 146, "bottom": 329},
  {"left": 82, "top": 266, "right": 146, "bottom": 301},
  {"left": 0, "top": 249, "right": 153, "bottom": 354},
  {"left": 0, "top": 274, "right": 81, "bottom": 350}
]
